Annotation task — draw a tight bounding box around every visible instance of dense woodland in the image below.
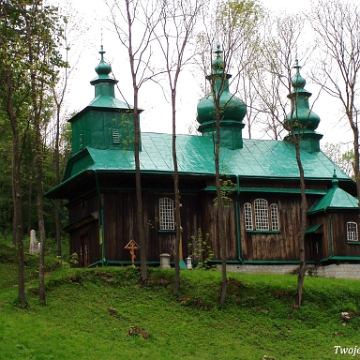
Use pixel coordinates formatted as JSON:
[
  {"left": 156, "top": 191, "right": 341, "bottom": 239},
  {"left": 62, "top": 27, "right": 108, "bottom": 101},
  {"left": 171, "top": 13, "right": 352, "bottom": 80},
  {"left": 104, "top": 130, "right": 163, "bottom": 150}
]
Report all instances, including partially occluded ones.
[{"left": 0, "top": 0, "right": 359, "bottom": 306}]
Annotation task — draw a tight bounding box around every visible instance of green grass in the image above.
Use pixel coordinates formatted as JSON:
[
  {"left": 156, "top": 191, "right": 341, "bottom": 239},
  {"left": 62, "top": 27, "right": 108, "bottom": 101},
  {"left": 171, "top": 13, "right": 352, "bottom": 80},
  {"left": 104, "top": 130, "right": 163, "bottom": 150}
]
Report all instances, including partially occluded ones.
[{"left": 1, "top": 239, "right": 360, "bottom": 359}]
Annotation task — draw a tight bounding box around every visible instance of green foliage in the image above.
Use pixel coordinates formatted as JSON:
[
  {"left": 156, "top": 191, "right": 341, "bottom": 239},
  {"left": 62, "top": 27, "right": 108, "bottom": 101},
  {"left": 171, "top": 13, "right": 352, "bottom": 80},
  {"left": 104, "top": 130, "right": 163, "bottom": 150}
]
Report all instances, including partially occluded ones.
[
  {"left": 216, "top": 0, "right": 263, "bottom": 38},
  {"left": 213, "top": 176, "right": 236, "bottom": 207},
  {"left": 0, "top": 0, "right": 68, "bottom": 238},
  {"left": 69, "top": 252, "right": 78, "bottom": 268},
  {"left": 188, "top": 228, "right": 214, "bottom": 268}
]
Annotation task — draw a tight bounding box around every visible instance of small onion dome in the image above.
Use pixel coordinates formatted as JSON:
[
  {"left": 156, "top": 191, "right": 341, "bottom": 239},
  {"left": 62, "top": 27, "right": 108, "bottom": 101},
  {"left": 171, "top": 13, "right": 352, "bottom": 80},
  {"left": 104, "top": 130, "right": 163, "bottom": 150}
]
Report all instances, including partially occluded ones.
[
  {"left": 93, "top": 45, "right": 113, "bottom": 81},
  {"left": 285, "top": 60, "right": 320, "bottom": 132},
  {"left": 197, "top": 45, "right": 247, "bottom": 127}
]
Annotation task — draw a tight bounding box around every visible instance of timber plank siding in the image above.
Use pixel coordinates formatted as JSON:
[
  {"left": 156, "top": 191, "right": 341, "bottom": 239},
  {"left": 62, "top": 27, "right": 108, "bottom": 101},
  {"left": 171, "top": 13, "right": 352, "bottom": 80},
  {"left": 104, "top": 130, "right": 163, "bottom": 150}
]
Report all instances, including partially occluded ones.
[{"left": 331, "top": 212, "right": 360, "bottom": 257}]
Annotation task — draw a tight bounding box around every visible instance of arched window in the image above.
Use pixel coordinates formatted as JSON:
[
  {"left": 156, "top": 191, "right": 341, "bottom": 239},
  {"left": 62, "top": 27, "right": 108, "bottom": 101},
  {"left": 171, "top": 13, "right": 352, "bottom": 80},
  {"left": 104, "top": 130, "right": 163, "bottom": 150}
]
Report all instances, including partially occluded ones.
[
  {"left": 347, "top": 222, "right": 358, "bottom": 242},
  {"left": 244, "top": 203, "right": 253, "bottom": 230},
  {"left": 254, "top": 198, "right": 269, "bottom": 230},
  {"left": 270, "top": 203, "right": 279, "bottom": 230},
  {"left": 159, "top": 197, "right": 175, "bottom": 230}
]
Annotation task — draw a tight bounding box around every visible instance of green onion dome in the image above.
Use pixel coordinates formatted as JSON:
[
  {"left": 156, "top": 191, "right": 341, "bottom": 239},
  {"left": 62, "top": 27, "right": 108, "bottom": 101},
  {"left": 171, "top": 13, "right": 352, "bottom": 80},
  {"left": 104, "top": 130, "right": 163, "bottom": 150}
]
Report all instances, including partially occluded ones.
[
  {"left": 285, "top": 60, "right": 320, "bottom": 132},
  {"left": 197, "top": 45, "right": 247, "bottom": 129}
]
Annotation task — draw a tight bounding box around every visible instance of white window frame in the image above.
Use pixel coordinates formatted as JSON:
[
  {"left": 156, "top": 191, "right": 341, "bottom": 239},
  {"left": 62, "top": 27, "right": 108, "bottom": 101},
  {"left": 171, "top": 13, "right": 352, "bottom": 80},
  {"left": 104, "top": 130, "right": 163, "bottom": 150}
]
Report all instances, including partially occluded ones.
[
  {"left": 159, "top": 197, "right": 175, "bottom": 230},
  {"left": 347, "top": 222, "right": 358, "bottom": 242},
  {"left": 270, "top": 203, "right": 279, "bottom": 230},
  {"left": 244, "top": 202, "right": 253, "bottom": 230},
  {"left": 254, "top": 198, "right": 269, "bottom": 230}
]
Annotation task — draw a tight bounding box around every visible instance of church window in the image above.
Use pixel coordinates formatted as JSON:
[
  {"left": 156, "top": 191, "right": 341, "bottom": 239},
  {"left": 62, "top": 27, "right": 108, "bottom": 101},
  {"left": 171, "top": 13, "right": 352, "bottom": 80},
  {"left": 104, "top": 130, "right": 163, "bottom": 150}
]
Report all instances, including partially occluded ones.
[
  {"left": 244, "top": 199, "right": 279, "bottom": 231},
  {"left": 254, "top": 198, "right": 269, "bottom": 230},
  {"left": 244, "top": 202, "right": 253, "bottom": 230},
  {"left": 159, "top": 197, "right": 175, "bottom": 230},
  {"left": 270, "top": 203, "right": 279, "bottom": 230},
  {"left": 347, "top": 222, "right": 358, "bottom": 242}
]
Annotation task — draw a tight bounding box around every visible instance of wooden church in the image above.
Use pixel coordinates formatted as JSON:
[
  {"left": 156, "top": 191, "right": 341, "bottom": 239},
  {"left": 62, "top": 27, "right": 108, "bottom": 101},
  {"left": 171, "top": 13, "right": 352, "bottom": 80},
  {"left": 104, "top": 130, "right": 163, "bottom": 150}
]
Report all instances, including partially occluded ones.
[{"left": 46, "top": 46, "right": 360, "bottom": 270}]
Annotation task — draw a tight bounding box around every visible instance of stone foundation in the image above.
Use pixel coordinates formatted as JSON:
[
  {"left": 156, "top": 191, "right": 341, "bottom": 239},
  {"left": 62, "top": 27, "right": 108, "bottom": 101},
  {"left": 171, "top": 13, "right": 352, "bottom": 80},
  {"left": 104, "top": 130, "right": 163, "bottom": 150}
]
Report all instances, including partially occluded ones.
[{"left": 220, "top": 263, "right": 360, "bottom": 280}]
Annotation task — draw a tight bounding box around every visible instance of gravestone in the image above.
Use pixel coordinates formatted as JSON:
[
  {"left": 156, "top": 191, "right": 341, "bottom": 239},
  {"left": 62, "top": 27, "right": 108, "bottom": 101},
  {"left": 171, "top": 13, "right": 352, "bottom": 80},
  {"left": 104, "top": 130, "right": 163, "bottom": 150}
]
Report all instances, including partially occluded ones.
[{"left": 29, "top": 229, "right": 40, "bottom": 254}]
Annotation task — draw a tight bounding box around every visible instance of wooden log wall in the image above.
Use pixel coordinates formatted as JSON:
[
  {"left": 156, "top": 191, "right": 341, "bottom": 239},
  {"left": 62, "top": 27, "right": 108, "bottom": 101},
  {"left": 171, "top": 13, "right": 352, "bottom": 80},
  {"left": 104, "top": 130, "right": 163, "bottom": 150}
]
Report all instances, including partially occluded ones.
[
  {"left": 331, "top": 212, "right": 360, "bottom": 257},
  {"left": 102, "top": 191, "right": 200, "bottom": 262}
]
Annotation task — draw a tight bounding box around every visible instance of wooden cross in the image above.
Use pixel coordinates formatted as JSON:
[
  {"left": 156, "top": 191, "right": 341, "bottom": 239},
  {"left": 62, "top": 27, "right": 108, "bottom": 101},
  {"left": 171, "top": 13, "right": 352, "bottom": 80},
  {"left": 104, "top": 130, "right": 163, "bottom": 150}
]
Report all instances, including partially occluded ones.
[{"left": 124, "top": 240, "right": 140, "bottom": 268}]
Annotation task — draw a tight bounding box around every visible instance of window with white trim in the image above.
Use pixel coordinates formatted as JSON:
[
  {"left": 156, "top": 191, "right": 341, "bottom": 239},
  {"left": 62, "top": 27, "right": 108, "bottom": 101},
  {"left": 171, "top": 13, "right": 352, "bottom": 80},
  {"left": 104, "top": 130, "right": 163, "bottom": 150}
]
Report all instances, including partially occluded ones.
[
  {"left": 347, "top": 222, "right": 358, "bottom": 242},
  {"left": 159, "top": 197, "right": 175, "bottom": 230},
  {"left": 244, "top": 202, "right": 253, "bottom": 230},
  {"left": 270, "top": 203, "right": 279, "bottom": 230},
  {"left": 244, "top": 199, "right": 280, "bottom": 231},
  {"left": 254, "top": 198, "right": 269, "bottom": 230}
]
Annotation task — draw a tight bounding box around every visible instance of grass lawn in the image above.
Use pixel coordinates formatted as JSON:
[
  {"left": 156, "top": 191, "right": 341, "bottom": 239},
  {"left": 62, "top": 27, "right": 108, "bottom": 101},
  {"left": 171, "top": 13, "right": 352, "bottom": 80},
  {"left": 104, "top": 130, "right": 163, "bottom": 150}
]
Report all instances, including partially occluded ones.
[{"left": 1, "top": 242, "right": 360, "bottom": 359}]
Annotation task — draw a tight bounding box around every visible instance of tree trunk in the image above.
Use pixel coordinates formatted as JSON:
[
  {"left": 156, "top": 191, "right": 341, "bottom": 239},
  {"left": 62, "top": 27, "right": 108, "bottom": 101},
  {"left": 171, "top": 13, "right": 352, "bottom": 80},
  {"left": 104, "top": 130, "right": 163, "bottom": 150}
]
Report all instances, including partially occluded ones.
[
  {"left": 5, "top": 71, "right": 28, "bottom": 308},
  {"left": 214, "top": 96, "right": 227, "bottom": 304},
  {"left": 295, "top": 141, "right": 307, "bottom": 307},
  {"left": 134, "top": 106, "right": 147, "bottom": 283},
  {"left": 55, "top": 107, "right": 62, "bottom": 257},
  {"left": 172, "top": 89, "right": 181, "bottom": 294}
]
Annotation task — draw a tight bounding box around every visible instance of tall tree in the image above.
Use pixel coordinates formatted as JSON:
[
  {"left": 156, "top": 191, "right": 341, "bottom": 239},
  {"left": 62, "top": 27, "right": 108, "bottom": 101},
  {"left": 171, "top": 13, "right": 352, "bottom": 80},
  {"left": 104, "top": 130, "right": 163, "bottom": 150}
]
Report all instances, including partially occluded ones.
[
  {"left": 50, "top": 1, "right": 82, "bottom": 257},
  {"left": 107, "top": 0, "right": 161, "bottom": 282},
  {"left": 22, "top": 1, "right": 65, "bottom": 304},
  {"left": 0, "top": 0, "right": 31, "bottom": 307},
  {"left": 256, "top": 12, "right": 314, "bottom": 306},
  {"left": 309, "top": 0, "right": 360, "bottom": 204},
  {"left": 198, "top": 0, "right": 261, "bottom": 303},
  {"left": 155, "top": 0, "right": 203, "bottom": 293}
]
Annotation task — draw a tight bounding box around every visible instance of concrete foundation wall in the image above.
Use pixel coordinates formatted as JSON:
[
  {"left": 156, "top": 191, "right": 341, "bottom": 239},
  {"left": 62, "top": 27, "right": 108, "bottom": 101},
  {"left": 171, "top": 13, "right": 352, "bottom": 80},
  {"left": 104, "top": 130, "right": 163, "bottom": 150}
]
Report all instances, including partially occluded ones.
[{"left": 221, "top": 263, "right": 360, "bottom": 280}]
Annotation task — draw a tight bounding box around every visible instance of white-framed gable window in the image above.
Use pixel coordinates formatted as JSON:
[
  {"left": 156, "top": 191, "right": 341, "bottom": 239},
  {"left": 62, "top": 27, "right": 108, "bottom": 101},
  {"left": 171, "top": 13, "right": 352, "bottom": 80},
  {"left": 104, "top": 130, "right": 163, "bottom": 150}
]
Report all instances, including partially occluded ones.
[
  {"left": 159, "top": 197, "right": 175, "bottom": 230},
  {"left": 244, "top": 202, "right": 253, "bottom": 230},
  {"left": 347, "top": 222, "right": 358, "bottom": 242},
  {"left": 254, "top": 198, "right": 269, "bottom": 230},
  {"left": 270, "top": 203, "right": 279, "bottom": 231}
]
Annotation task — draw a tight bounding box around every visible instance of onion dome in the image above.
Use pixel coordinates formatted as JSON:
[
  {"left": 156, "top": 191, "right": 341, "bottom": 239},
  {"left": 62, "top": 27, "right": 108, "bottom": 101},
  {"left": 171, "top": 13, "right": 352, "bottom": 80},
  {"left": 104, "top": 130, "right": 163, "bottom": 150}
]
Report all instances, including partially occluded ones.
[
  {"left": 284, "top": 60, "right": 320, "bottom": 132},
  {"left": 94, "top": 46, "right": 112, "bottom": 77},
  {"left": 284, "top": 60, "right": 323, "bottom": 153},
  {"left": 91, "top": 45, "right": 117, "bottom": 85},
  {"left": 197, "top": 45, "right": 247, "bottom": 150}
]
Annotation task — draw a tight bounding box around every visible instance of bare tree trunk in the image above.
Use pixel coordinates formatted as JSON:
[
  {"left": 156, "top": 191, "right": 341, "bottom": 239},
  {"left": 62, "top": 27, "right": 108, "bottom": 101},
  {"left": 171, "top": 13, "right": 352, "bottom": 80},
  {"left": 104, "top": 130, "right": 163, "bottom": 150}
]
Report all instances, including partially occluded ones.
[
  {"left": 26, "top": 154, "right": 35, "bottom": 234},
  {"left": 295, "top": 141, "right": 307, "bottom": 307},
  {"left": 5, "top": 71, "right": 28, "bottom": 308},
  {"left": 172, "top": 88, "right": 181, "bottom": 294},
  {"left": 54, "top": 108, "right": 62, "bottom": 257},
  {"left": 134, "top": 108, "right": 147, "bottom": 283},
  {"left": 215, "top": 113, "right": 227, "bottom": 304}
]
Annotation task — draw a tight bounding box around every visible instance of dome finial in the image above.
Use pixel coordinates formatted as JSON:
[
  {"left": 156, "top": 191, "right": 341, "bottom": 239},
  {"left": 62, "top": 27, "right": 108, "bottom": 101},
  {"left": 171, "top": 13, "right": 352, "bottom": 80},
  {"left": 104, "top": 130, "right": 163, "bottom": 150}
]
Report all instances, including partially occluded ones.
[
  {"left": 99, "top": 45, "right": 105, "bottom": 62},
  {"left": 95, "top": 45, "right": 111, "bottom": 76},
  {"left": 212, "top": 44, "right": 225, "bottom": 75},
  {"left": 292, "top": 59, "right": 306, "bottom": 89}
]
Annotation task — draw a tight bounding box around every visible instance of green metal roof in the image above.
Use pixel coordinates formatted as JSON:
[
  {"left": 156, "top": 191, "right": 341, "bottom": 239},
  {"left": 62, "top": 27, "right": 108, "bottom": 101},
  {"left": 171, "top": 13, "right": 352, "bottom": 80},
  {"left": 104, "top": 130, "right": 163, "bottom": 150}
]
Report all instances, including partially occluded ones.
[
  {"left": 305, "top": 223, "right": 323, "bottom": 234},
  {"left": 61, "top": 132, "right": 350, "bottom": 181},
  {"left": 307, "top": 176, "right": 359, "bottom": 214}
]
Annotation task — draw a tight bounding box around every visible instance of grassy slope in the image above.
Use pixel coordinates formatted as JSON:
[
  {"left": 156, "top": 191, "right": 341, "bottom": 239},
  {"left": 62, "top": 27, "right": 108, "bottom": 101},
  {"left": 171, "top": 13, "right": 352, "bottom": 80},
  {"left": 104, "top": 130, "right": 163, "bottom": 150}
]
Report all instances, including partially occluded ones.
[{"left": 1, "top": 242, "right": 360, "bottom": 360}]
